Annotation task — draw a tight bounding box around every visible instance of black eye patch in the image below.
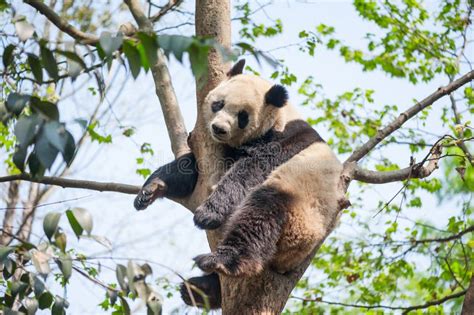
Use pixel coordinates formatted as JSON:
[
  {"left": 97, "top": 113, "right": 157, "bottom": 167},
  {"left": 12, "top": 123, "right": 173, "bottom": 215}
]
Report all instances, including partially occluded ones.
[
  {"left": 238, "top": 110, "right": 249, "bottom": 129},
  {"left": 211, "top": 100, "right": 225, "bottom": 113}
]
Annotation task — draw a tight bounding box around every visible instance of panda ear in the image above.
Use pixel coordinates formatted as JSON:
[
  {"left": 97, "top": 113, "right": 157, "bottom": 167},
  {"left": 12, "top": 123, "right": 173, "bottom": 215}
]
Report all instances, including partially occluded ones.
[
  {"left": 227, "top": 59, "right": 246, "bottom": 77},
  {"left": 265, "top": 84, "right": 288, "bottom": 108}
]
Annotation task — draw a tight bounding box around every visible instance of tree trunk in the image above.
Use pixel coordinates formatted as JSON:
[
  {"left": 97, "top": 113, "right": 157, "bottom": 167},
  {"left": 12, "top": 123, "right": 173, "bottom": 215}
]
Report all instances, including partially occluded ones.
[
  {"left": 192, "top": 2, "right": 338, "bottom": 313},
  {"left": 0, "top": 181, "right": 19, "bottom": 245},
  {"left": 462, "top": 275, "right": 474, "bottom": 315}
]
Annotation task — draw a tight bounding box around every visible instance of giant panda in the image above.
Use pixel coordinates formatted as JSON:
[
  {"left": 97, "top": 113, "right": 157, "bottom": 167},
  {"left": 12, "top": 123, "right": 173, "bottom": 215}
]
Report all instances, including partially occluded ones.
[{"left": 134, "top": 60, "right": 343, "bottom": 309}]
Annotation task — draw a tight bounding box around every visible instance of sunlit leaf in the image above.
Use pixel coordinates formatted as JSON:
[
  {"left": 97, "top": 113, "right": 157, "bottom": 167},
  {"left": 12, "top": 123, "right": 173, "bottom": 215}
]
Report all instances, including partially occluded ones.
[
  {"left": 15, "top": 17, "right": 35, "bottom": 41},
  {"left": 43, "top": 211, "right": 61, "bottom": 241}
]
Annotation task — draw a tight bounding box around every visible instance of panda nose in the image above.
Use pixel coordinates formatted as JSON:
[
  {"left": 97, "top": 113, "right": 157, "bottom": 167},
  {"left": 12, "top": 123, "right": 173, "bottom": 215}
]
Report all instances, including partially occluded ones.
[{"left": 212, "top": 124, "right": 227, "bottom": 135}]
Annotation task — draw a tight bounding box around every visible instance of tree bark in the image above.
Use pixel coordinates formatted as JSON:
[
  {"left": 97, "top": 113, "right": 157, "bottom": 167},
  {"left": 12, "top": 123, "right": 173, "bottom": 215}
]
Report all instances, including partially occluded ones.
[
  {"left": 462, "top": 275, "right": 474, "bottom": 315},
  {"left": 0, "top": 181, "right": 19, "bottom": 245}
]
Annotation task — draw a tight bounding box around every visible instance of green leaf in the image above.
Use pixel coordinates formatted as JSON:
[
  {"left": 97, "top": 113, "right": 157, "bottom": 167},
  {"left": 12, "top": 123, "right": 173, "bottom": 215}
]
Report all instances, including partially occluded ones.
[
  {"left": 29, "top": 274, "right": 45, "bottom": 297},
  {"left": 138, "top": 32, "right": 158, "bottom": 68},
  {"left": 43, "top": 211, "right": 61, "bottom": 241},
  {"left": 56, "top": 253, "right": 72, "bottom": 281},
  {"left": 3, "top": 44, "right": 15, "bottom": 69},
  {"left": 54, "top": 230, "right": 67, "bottom": 253},
  {"left": 0, "top": 246, "right": 14, "bottom": 263},
  {"left": 40, "top": 45, "right": 59, "bottom": 81},
  {"left": 116, "top": 264, "right": 128, "bottom": 292},
  {"left": 119, "top": 296, "right": 131, "bottom": 315},
  {"left": 11, "top": 280, "right": 28, "bottom": 297},
  {"left": 12, "top": 146, "right": 27, "bottom": 172},
  {"left": 27, "top": 54, "right": 43, "bottom": 83},
  {"left": 99, "top": 31, "right": 123, "bottom": 56},
  {"left": 158, "top": 35, "right": 193, "bottom": 62},
  {"left": 56, "top": 50, "right": 87, "bottom": 80},
  {"left": 6, "top": 93, "right": 30, "bottom": 115},
  {"left": 122, "top": 41, "right": 142, "bottom": 79},
  {"left": 35, "top": 127, "right": 59, "bottom": 169},
  {"left": 66, "top": 207, "right": 93, "bottom": 237},
  {"left": 38, "top": 292, "right": 53, "bottom": 309},
  {"left": 43, "top": 121, "right": 65, "bottom": 149},
  {"left": 28, "top": 152, "right": 45, "bottom": 177},
  {"left": 23, "top": 297, "right": 39, "bottom": 315},
  {"left": 30, "top": 97, "right": 59, "bottom": 121},
  {"left": 51, "top": 296, "right": 68, "bottom": 315},
  {"left": 14, "top": 114, "right": 42, "bottom": 148},
  {"left": 55, "top": 50, "right": 87, "bottom": 69}
]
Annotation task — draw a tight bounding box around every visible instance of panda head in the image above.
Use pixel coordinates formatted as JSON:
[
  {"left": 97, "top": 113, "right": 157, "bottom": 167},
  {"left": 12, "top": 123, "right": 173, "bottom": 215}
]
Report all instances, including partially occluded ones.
[{"left": 203, "top": 59, "right": 289, "bottom": 147}]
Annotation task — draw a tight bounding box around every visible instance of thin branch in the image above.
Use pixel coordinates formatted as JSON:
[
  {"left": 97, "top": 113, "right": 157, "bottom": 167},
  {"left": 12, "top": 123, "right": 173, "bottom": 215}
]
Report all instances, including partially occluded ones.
[
  {"left": 150, "top": 0, "right": 184, "bottom": 23},
  {"left": 72, "top": 265, "right": 119, "bottom": 292},
  {"left": 24, "top": 0, "right": 99, "bottom": 44},
  {"left": 292, "top": 289, "right": 467, "bottom": 313},
  {"left": 124, "top": 0, "right": 189, "bottom": 157},
  {"left": 0, "top": 174, "right": 139, "bottom": 194},
  {"left": 413, "top": 225, "right": 474, "bottom": 245},
  {"left": 346, "top": 70, "right": 474, "bottom": 163}
]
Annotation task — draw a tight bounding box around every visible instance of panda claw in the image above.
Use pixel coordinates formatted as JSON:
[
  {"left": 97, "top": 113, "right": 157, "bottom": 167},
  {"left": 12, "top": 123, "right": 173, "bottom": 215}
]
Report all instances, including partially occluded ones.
[
  {"left": 193, "top": 254, "right": 218, "bottom": 273},
  {"left": 134, "top": 178, "right": 167, "bottom": 210}
]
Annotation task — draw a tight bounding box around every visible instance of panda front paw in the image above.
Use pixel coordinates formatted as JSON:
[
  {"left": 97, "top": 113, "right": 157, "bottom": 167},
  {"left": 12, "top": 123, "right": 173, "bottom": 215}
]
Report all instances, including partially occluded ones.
[
  {"left": 134, "top": 178, "right": 167, "bottom": 210},
  {"left": 193, "top": 205, "right": 224, "bottom": 230},
  {"left": 193, "top": 251, "right": 263, "bottom": 277}
]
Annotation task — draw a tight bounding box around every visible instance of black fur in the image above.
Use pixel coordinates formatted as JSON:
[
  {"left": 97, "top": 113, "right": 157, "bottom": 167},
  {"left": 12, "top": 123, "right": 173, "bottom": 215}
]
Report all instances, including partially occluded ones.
[
  {"left": 134, "top": 153, "right": 198, "bottom": 210},
  {"left": 180, "top": 273, "right": 221, "bottom": 309},
  {"left": 193, "top": 119, "right": 323, "bottom": 229},
  {"left": 265, "top": 84, "right": 288, "bottom": 108},
  {"left": 211, "top": 100, "right": 225, "bottom": 113},
  {"left": 238, "top": 110, "right": 249, "bottom": 129},
  {"left": 227, "top": 59, "right": 246, "bottom": 77},
  {"left": 194, "top": 186, "right": 292, "bottom": 276}
]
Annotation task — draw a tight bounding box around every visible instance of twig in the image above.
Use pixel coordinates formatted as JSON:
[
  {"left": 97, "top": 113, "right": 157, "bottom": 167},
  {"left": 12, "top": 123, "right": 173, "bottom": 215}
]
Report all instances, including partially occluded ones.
[
  {"left": 150, "top": 0, "right": 184, "bottom": 23},
  {"left": 413, "top": 225, "right": 474, "bottom": 245},
  {"left": 72, "top": 265, "right": 119, "bottom": 292}
]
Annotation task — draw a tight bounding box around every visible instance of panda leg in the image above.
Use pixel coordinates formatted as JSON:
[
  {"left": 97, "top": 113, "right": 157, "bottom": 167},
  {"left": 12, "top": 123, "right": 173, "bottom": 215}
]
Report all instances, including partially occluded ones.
[
  {"left": 194, "top": 186, "right": 291, "bottom": 277},
  {"left": 180, "top": 273, "right": 221, "bottom": 309},
  {"left": 134, "top": 153, "right": 198, "bottom": 210}
]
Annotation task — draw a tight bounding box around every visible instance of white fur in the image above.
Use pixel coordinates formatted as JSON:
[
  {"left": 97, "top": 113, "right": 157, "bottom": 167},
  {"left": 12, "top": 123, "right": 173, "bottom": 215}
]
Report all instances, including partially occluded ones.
[{"left": 203, "top": 75, "right": 300, "bottom": 147}]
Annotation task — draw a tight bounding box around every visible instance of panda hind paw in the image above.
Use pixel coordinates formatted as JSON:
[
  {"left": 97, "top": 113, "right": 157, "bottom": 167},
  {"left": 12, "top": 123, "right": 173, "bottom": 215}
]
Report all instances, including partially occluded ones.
[
  {"left": 194, "top": 252, "right": 263, "bottom": 277},
  {"left": 193, "top": 207, "right": 224, "bottom": 230}
]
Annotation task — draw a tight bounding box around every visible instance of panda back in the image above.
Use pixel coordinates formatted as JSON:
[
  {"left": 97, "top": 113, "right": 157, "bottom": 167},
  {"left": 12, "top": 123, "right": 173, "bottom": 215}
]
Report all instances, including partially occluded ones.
[{"left": 264, "top": 142, "right": 343, "bottom": 272}]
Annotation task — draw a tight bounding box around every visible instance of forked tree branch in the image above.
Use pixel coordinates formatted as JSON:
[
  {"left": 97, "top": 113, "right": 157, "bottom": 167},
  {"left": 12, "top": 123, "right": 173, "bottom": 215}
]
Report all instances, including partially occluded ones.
[
  {"left": 353, "top": 144, "right": 442, "bottom": 184},
  {"left": 346, "top": 70, "right": 474, "bottom": 163}
]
